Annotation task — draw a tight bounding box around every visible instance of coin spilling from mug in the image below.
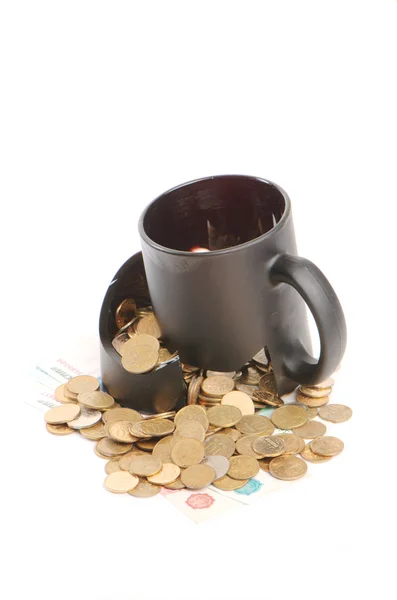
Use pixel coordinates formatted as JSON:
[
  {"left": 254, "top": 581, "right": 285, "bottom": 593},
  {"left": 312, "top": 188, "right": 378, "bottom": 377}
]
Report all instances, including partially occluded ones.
[{"left": 43, "top": 303, "right": 351, "bottom": 499}]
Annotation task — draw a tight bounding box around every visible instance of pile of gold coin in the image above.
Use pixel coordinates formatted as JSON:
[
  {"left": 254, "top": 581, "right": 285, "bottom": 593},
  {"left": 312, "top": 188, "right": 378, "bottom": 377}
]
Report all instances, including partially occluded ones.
[
  {"left": 45, "top": 359, "right": 352, "bottom": 497},
  {"left": 111, "top": 300, "right": 178, "bottom": 374}
]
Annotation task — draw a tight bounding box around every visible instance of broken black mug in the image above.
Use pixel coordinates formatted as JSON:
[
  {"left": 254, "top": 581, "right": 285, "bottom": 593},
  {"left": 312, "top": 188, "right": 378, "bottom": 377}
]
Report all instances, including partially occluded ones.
[{"left": 139, "top": 175, "right": 346, "bottom": 395}]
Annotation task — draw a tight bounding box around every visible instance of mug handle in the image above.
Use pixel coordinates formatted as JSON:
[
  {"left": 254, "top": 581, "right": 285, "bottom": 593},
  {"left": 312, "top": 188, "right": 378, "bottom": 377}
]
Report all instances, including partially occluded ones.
[{"left": 270, "top": 254, "right": 347, "bottom": 385}]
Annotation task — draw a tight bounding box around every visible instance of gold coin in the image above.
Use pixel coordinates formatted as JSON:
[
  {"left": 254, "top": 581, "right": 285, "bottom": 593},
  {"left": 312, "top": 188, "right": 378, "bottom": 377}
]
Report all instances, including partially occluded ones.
[
  {"left": 46, "top": 423, "right": 75, "bottom": 436},
  {"left": 204, "top": 434, "right": 235, "bottom": 458},
  {"left": 206, "top": 371, "right": 235, "bottom": 378},
  {"left": 96, "top": 437, "right": 133, "bottom": 456},
  {"left": 318, "top": 404, "right": 353, "bottom": 423},
  {"left": 105, "top": 471, "right": 139, "bottom": 493},
  {"left": 129, "top": 421, "right": 152, "bottom": 438},
  {"left": 135, "top": 314, "right": 161, "bottom": 338},
  {"left": 300, "top": 443, "right": 332, "bottom": 463},
  {"left": 258, "top": 373, "right": 278, "bottom": 395},
  {"left": 174, "top": 405, "right": 208, "bottom": 430},
  {"left": 188, "top": 375, "right": 204, "bottom": 405},
  {"left": 310, "top": 436, "right": 344, "bottom": 457},
  {"left": 222, "top": 428, "right": 242, "bottom": 441},
  {"left": 206, "top": 405, "right": 242, "bottom": 428},
  {"left": 296, "top": 393, "right": 329, "bottom": 408},
  {"left": 235, "top": 383, "right": 256, "bottom": 397},
  {"left": 105, "top": 458, "right": 122, "bottom": 474},
  {"left": 128, "top": 454, "right": 162, "bottom": 476},
  {"left": 67, "top": 407, "right": 102, "bottom": 430},
  {"left": 253, "top": 390, "right": 284, "bottom": 407},
  {"left": 95, "top": 446, "right": 114, "bottom": 459},
  {"left": 102, "top": 407, "right": 142, "bottom": 424},
  {"left": 108, "top": 420, "right": 138, "bottom": 443},
  {"left": 221, "top": 390, "right": 254, "bottom": 416},
  {"left": 77, "top": 391, "right": 114, "bottom": 410},
  {"left": 307, "top": 407, "right": 319, "bottom": 420},
  {"left": 235, "top": 414, "right": 275, "bottom": 435},
  {"left": 271, "top": 405, "right": 308, "bottom": 429},
  {"left": 147, "top": 462, "right": 181, "bottom": 485},
  {"left": 128, "top": 479, "right": 162, "bottom": 497},
  {"left": 112, "top": 332, "right": 130, "bottom": 355},
  {"left": 80, "top": 421, "right": 107, "bottom": 440},
  {"left": 253, "top": 435, "right": 285, "bottom": 457},
  {"left": 240, "top": 366, "right": 261, "bottom": 385},
  {"left": 228, "top": 455, "right": 259, "bottom": 480},
  {"left": 163, "top": 477, "right": 186, "bottom": 490},
  {"left": 171, "top": 438, "right": 205, "bottom": 467},
  {"left": 292, "top": 420, "right": 327, "bottom": 439},
  {"left": 269, "top": 455, "right": 308, "bottom": 480},
  {"left": 275, "top": 434, "right": 304, "bottom": 454},
  {"left": 115, "top": 298, "right": 137, "bottom": 329},
  {"left": 141, "top": 418, "right": 175, "bottom": 437},
  {"left": 203, "top": 455, "right": 230, "bottom": 480},
  {"left": 122, "top": 334, "right": 160, "bottom": 354},
  {"left": 144, "top": 411, "right": 176, "bottom": 420},
  {"left": 136, "top": 439, "right": 157, "bottom": 451},
  {"left": 235, "top": 434, "right": 265, "bottom": 459},
  {"left": 174, "top": 421, "right": 206, "bottom": 442},
  {"left": 299, "top": 385, "right": 332, "bottom": 398},
  {"left": 45, "top": 404, "right": 81, "bottom": 424},
  {"left": 64, "top": 388, "right": 78, "bottom": 401},
  {"left": 201, "top": 376, "right": 235, "bottom": 398},
  {"left": 212, "top": 475, "right": 249, "bottom": 491},
  {"left": 258, "top": 457, "right": 272, "bottom": 472},
  {"left": 181, "top": 464, "right": 216, "bottom": 489},
  {"left": 152, "top": 436, "right": 174, "bottom": 463},
  {"left": 103, "top": 401, "right": 120, "bottom": 411},
  {"left": 66, "top": 375, "right": 100, "bottom": 395},
  {"left": 54, "top": 384, "right": 72, "bottom": 404},
  {"left": 118, "top": 449, "right": 146, "bottom": 470},
  {"left": 121, "top": 345, "right": 159, "bottom": 374}
]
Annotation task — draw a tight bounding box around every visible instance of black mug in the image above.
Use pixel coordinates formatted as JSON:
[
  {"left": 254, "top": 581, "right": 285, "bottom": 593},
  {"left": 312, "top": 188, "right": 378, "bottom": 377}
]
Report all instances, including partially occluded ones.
[{"left": 139, "top": 175, "right": 346, "bottom": 395}]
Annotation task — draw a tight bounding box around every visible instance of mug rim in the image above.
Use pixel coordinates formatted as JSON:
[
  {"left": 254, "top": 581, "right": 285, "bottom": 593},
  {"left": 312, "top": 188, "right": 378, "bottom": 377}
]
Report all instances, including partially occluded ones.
[{"left": 138, "top": 174, "right": 292, "bottom": 256}]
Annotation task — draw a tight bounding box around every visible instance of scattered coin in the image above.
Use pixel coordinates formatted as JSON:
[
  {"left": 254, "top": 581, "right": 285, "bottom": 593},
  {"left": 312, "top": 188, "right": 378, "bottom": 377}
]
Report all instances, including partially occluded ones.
[
  {"left": 206, "top": 405, "right": 242, "bottom": 428},
  {"left": 259, "top": 373, "right": 278, "bottom": 395},
  {"left": 318, "top": 404, "right": 353, "bottom": 423},
  {"left": 271, "top": 405, "right": 308, "bottom": 429},
  {"left": 54, "top": 384, "right": 71, "bottom": 403},
  {"left": 136, "top": 315, "right": 162, "bottom": 338},
  {"left": 66, "top": 375, "right": 100, "bottom": 395},
  {"left": 122, "top": 334, "right": 160, "bottom": 354},
  {"left": 171, "top": 438, "right": 205, "bottom": 467},
  {"left": 105, "top": 471, "right": 139, "bottom": 493},
  {"left": 258, "top": 457, "right": 272, "bottom": 472},
  {"left": 102, "top": 407, "right": 142, "bottom": 424},
  {"left": 296, "top": 393, "right": 330, "bottom": 408},
  {"left": 67, "top": 407, "right": 102, "bottom": 430},
  {"left": 221, "top": 390, "right": 255, "bottom": 415},
  {"left": 147, "top": 463, "right": 181, "bottom": 485},
  {"left": 228, "top": 455, "right": 260, "bottom": 480},
  {"left": 204, "top": 434, "right": 235, "bottom": 458},
  {"left": 187, "top": 375, "right": 204, "bottom": 405},
  {"left": 105, "top": 458, "right": 122, "bottom": 474},
  {"left": 292, "top": 420, "right": 327, "bottom": 439},
  {"left": 181, "top": 464, "right": 216, "bottom": 489},
  {"left": 235, "top": 414, "right": 275, "bottom": 435},
  {"left": 115, "top": 298, "right": 137, "bottom": 329},
  {"left": 222, "top": 427, "right": 242, "bottom": 442},
  {"left": 108, "top": 420, "right": 138, "bottom": 443},
  {"left": 96, "top": 437, "right": 133, "bottom": 456},
  {"left": 128, "top": 479, "right": 162, "bottom": 497},
  {"left": 306, "top": 407, "right": 319, "bottom": 420},
  {"left": 152, "top": 436, "right": 174, "bottom": 463},
  {"left": 300, "top": 443, "right": 332, "bottom": 463},
  {"left": 235, "top": 383, "right": 256, "bottom": 397},
  {"left": 46, "top": 423, "right": 75, "bottom": 436},
  {"left": 112, "top": 332, "right": 130, "bottom": 355},
  {"left": 174, "top": 421, "right": 206, "bottom": 442},
  {"left": 136, "top": 439, "right": 157, "bottom": 451},
  {"left": 129, "top": 421, "right": 152, "bottom": 438},
  {"left": 141, "top": 419, "right": 175, "bottom": 437},
  {"left": 118, "top": 450, "right": 145, "bottom": 470},
  {"left": 275, "top": 433, "right": 304, "bottom": 454},
  {"left": 121, "top": 345, "right": 159, "bottom": 374},
  {"left": 45, "top": 404, "right": 81, "bottom": 424},
  {"left": 253, "top": 435, "right": 285, "bottom": 457},
  {"left": 253, "top": 390, "right": 284, "bottom": 407},
  {"left": 235, "top": 434, "right": 265, "bottom": 459},
  {"left": 212, "top": 475, "right": 249, "bottom": 491},
  {"left": 201, "top": 376, "right": 235, "bottom": 397},
  {"left": 78, "top": 391, "right": 115, "bottom": 410},
  {"left": 310, "top": 436, "right": 344, "bottom": 457},
  {"left": 163, "top": 477, "right": 186, "bottom": 490},
  {"left": 128, "top": 454, "right": 163, "bottom": 476},
  {"left": 269, "top": 455, "right": 308, "bottom": 480},
  {"left": 80, "top": 421, "right": 107, "bottom": 440},
  {"left": 174, "top": 405, "right": 208, "bottom": 430},
  {"left": 300, "top": 385, "right": 332, "bottom": 398},
  {"left": 203, "top": 456, "right": 230, "bottom": 480}
]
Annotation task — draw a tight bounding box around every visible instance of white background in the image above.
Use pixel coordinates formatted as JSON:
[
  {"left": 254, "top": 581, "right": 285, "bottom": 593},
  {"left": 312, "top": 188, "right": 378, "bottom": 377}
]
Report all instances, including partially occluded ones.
[{"left": 2, "top": 1, "right": 397, "bottom": 599}]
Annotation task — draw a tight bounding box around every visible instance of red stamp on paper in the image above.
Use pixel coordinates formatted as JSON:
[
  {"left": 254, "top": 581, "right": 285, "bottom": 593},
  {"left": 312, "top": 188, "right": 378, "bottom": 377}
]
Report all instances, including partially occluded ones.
[{"left": 186, "top": 493, "right": 215, "bottom": 510}]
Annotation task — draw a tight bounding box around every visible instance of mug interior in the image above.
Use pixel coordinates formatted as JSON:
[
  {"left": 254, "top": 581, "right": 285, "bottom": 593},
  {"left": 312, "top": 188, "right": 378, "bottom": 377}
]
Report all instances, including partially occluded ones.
[{"left": 143, "top": 175, "right": 286, "bottom": 252}]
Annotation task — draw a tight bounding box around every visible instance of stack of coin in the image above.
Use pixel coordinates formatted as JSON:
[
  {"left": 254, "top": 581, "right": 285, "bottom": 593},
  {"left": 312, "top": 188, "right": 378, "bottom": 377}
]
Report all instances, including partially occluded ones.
[
  {"left": 111, "top": 300, "right": 178, "bottom": 374},
  {"left": 45, "top": 370, "right": 352, "bottom": 498}
]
